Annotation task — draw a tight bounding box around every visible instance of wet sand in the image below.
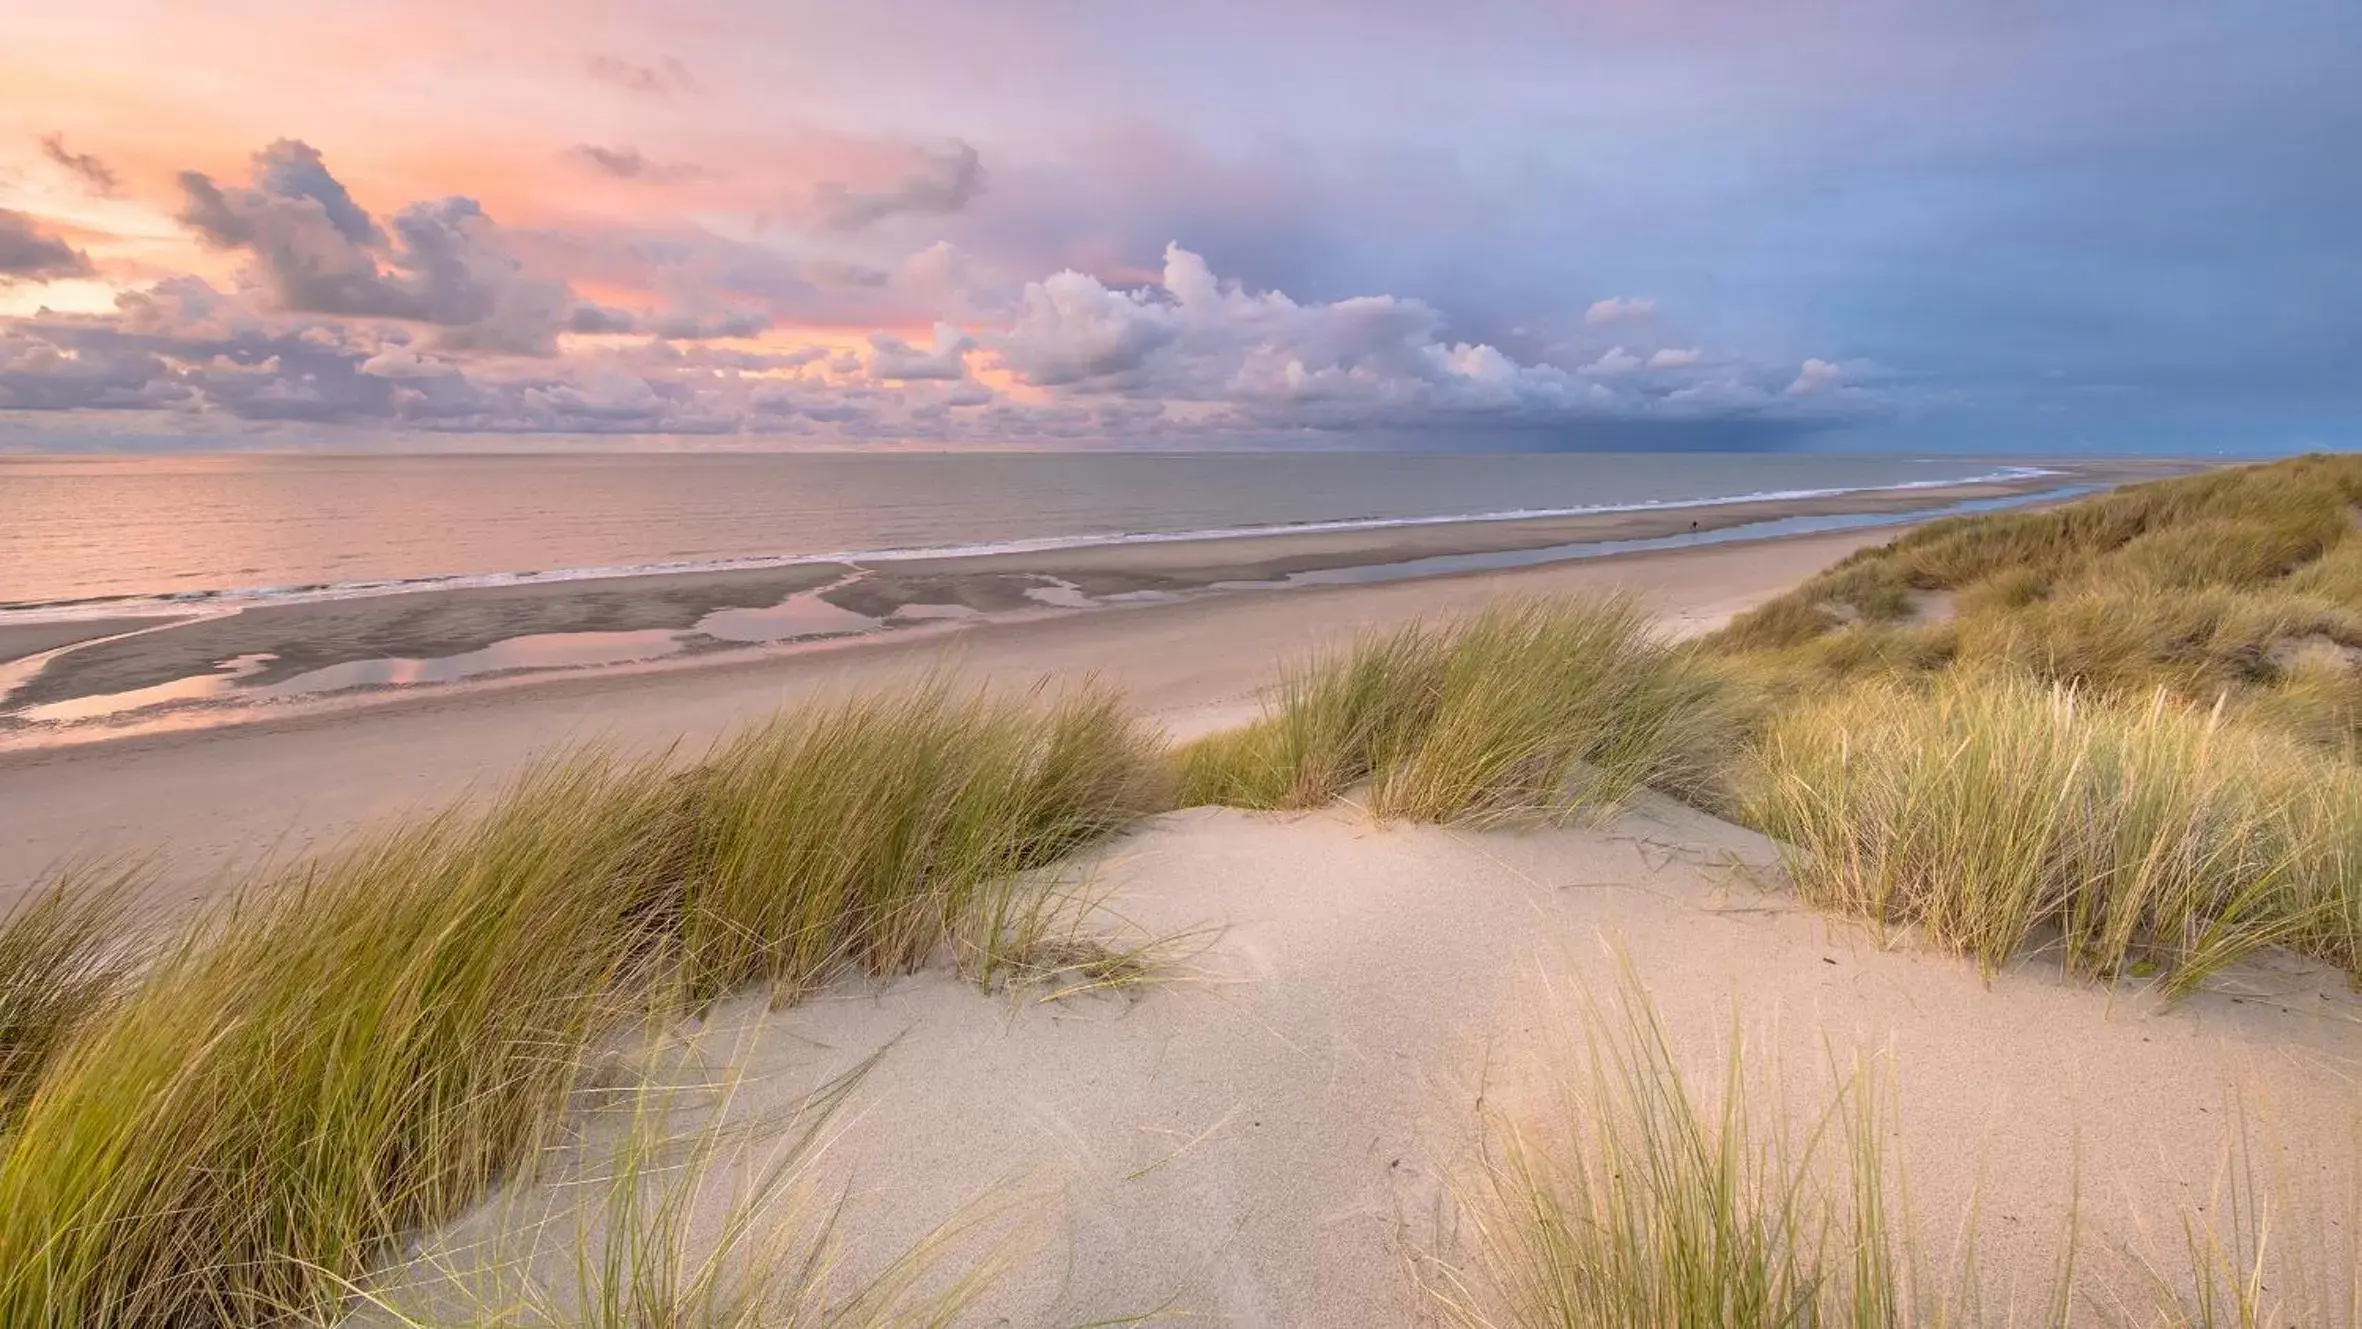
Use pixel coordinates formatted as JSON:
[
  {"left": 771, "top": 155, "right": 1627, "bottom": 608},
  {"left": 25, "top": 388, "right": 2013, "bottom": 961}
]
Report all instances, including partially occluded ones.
[
  {"left": 0, "top": 566, "right": 855, "bottom": 707},
  {"left": 20, "top": 454, "right": 2350, "bottom": 1323},
  {"left": 0, "top": 457, "right": 2198, "bottom": 903},
  {"left": 0, "top": 525, "right": 1898, "bottom": 906},
  {"left": 0, "top": 616, "right": 191, "bottom": 662},
  {"left": 0, "top": 460, "right": 2176, "bottom": 720}
]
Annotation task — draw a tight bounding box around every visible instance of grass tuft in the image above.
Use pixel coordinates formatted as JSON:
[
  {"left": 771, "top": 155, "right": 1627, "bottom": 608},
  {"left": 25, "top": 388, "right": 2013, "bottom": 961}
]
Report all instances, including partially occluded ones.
[
  {"left": 675, "top": 680, "right": 1169, "bottom": 1000},
  {"left": 0, "top": 679, "right": 1167, "bottom": 1327},
  {"left": 0, "top": 758, "right": 685, "bottom": 1327},
  {"left": 1748, "top": 672, "right": 2362, "bottom": 991},
  {"left": 1426, "top": 971, "right": 1932, "bottom": 1328},
  {"left": 0, "top": 863, "right": 146, "bottom": 1134},
  {"left": 1433, "top": 970, "right": 2362, "bottom": 1327},
  {"left": 1177, "top": 621, "right": 1449, "bottom": 810},
  {"left": 1180, "top": 596, "right": 1740, "bottom": 823},
  {"left": 363, "top": 1046, "right": 1034, "bottom": 1328}
]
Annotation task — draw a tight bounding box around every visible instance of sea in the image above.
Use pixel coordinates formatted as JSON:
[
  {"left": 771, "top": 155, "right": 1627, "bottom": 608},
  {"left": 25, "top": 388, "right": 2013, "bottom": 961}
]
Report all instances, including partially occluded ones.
[{"left": 0, "top": 451, "right": 2060, "bottom": 617}]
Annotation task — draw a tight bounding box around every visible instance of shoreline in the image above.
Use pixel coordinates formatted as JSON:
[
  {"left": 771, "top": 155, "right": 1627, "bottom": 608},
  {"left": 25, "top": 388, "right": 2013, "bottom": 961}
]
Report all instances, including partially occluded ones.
[
  {"left": 0, "top": 459, "right": 2187, "bottom": 742},
  {"left": 0, "top": 521, "right": 1881, "bottom": 760},
  {"left": 0, "top": 523, "right": 1914, "bottom": 904},
  {"left": 0, "top": 459, "right": 2096, "bottom": 621},
  {"left": 11, "top": 455, "right": 2359, "bottom": 1323}
]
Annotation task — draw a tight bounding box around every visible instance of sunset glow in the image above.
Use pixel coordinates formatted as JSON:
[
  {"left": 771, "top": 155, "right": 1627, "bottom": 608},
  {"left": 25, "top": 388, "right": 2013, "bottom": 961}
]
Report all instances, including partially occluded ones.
[{"left": 2, "top": 0, "right": 2354, "bottom": 448}]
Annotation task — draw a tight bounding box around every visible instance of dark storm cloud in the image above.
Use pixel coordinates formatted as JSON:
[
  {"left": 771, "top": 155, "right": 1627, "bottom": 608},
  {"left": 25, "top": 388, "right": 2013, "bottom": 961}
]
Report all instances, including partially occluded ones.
[
  {"left": 0, "top": 210, "right": 94, "bottom": 281},
  {"left": 814, "top": 140, "right": 983, "bottom": 230},
  {"left": 38, "top": 133, "right": 119, "bottom": 197}
]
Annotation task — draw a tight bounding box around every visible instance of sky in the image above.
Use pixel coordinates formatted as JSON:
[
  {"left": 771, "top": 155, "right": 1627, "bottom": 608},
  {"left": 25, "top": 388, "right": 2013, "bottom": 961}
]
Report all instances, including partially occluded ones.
[{"left": 0, "top": 0, "right": 2354, "bottom": 453}]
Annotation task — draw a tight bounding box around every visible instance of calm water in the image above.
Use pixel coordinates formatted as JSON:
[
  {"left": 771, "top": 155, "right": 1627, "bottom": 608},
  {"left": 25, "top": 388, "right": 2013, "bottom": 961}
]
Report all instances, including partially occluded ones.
[{"left": 0, "top": 452, "right": 2054, "bottom": 612}]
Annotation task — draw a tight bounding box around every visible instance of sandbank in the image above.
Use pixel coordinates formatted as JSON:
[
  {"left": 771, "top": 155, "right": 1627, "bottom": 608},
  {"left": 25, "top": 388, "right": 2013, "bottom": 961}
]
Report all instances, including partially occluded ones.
[{"left": 0, "top": 461, "right": 2179, "bottom": 719}]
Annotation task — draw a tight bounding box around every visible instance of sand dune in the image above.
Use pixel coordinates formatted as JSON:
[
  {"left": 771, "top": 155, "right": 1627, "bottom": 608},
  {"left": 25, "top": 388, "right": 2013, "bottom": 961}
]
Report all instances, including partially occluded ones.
[
  {"left": 378, "top": 799, "right": 2362, "bottom": 1325},
  {"left": 15, "top": 466, "right": 2360, "bottom": 1325}
]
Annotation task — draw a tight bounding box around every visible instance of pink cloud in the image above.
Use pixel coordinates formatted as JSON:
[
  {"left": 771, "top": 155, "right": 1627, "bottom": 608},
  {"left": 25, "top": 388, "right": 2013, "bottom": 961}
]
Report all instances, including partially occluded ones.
[{"left": 1584, "top": 296, "right": 1656, "bottom": 325}]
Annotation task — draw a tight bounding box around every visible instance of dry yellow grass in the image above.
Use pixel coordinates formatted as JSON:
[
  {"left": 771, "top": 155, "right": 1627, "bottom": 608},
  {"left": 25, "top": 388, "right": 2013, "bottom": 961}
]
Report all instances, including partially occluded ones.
[
  {"left": 1180, "top": 595, "right": 1738, "bottom": 823},
  {"left": 0, "top": 682, "right": 1165, "bottom": 1328},
  {"left": 1749, "top": 672, "right": 2362, "bottom": 991},
  {"left": 12, "top": 458, "right": 2362, "bottom": 1325}
]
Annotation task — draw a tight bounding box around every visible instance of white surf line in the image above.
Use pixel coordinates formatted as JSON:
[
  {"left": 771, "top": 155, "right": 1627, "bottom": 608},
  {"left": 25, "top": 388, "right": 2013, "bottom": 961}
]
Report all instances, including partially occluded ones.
[{"left": 0, "top": 465, "right": 2065, "bottom": 627}]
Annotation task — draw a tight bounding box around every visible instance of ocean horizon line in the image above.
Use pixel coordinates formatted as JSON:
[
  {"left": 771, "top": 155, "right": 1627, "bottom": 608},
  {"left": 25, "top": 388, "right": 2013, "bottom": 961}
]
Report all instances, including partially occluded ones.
[{"left": 0, "top": 463, "right": 2059, "bottom": 623}]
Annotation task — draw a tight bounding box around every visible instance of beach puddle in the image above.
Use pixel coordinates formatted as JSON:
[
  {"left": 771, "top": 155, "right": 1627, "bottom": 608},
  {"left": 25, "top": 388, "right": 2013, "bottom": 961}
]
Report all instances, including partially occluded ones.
[
  {"left": 694, "top": 589, "right": 880, "bottom": 643},
  {"left": 262, "top": 630, "right": 689, "bottom": 698},
  {"left": 1021, "top": 577, "right": 1095, "bottom": 608},
  {"left": 12, "top": 631, "right": 693, "bottom": 725},
  {"left": 20, "top": 653, "right": 277, "bottom": 723}
]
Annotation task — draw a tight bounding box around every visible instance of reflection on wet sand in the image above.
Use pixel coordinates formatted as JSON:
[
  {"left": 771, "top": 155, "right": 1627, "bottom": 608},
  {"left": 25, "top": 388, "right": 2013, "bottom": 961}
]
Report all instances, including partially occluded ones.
[
  {"left": 694, "top": 586, "right": 880, "bottom": 643},
  {"left": 0, "top": 482, "right": 2109, "bottom": 735},
  {"left": 1022, "top": 577, "right": 1095, "bottom": 608},
  {"left": 6, "top": 588, "right": 899, "bottom": 728},
  {"left": 263, "top": 630, "right": 691, "bottom": 698},
  {"left": 23, "top": 654, "right": 277, "bottom": 724}
]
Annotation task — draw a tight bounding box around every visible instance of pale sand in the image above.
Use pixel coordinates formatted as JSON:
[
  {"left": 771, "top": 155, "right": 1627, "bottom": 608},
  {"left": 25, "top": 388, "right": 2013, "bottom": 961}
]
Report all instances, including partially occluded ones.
[
  {"left": 1, "top": 466, "right": 2153, "bottom": 709},
  {"left": 18, "top": 486, "right": 2356, "bottom": 1322},
  {"left": 381, "top": 800, "right": 2362, "bottom": 1325},
  {"left": 0, "top": 526, "right": 1894, "bottom": 907}
]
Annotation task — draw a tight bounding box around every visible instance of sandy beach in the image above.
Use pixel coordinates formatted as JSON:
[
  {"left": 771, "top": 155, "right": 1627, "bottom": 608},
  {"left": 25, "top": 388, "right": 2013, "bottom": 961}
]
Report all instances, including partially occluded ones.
[
  {"left": 0, "top": 462, "right": 2185, "bottom": 729},
  {"left": 0, "top": 457, "right": 2205, "bottom": 903},
  {"left": 7, "top": 457, "right": 2358, "bottom": 1326},
  {"left": 6, "top": 4, "right": 2346, "bottom": 1316},
  {"left": 0, "top": 523, "right": 1896, "bottom": 905}
]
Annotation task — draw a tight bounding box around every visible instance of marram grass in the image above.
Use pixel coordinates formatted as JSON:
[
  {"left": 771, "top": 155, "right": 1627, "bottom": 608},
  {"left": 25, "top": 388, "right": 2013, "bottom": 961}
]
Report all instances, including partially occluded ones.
[
  {"left": 1423, "top": 975, "right": 1949, "bottom": 1329},
  {"left": 1428, "top": 972, "right": 2362, "bottom": 1328},
  {"left": 360, "top": 1046, "right": 1037, "bottom": 1329},
  {"left": 676, "top": 681, "right": 1168, "bottom": 1000},
  {"left": 0, "top": 862, "right": 146, "bottom": 1133},
  {"left": 0, "top": 680, "right": 1165, "bottom": 1328},
  {"left": 1180, "top": 595, "right": 1739, "bottom": 823},
  {"left": 0, "top": 758, "right": 688, "bottom": 1327},
  {"left": 1712, "top": 453, "right": 2362, "bottom": 751},
  {"left": 1748, "top": 671, "right": 2362, "bottom": 992}
]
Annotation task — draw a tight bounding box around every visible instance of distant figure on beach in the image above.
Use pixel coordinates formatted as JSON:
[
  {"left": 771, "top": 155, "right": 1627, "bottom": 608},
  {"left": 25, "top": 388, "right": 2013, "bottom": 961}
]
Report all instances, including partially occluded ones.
[{"left": 1690, "top": 520, "right": 1700, "bottom": 530}]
